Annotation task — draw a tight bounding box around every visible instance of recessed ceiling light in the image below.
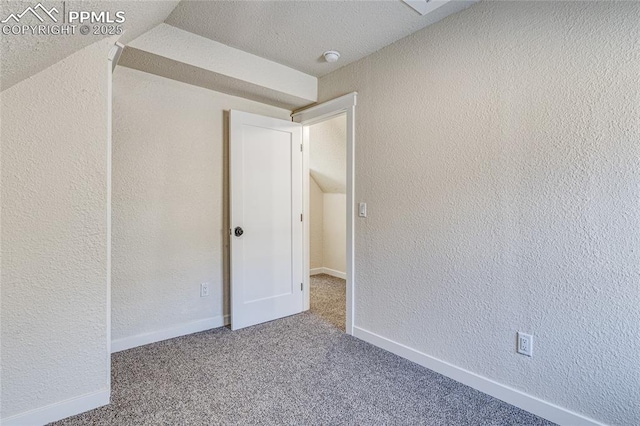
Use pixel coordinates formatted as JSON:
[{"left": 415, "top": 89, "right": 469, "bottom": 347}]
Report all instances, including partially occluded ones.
[{"left": 323, "top": 50, "right": 340, "bottom": 63}]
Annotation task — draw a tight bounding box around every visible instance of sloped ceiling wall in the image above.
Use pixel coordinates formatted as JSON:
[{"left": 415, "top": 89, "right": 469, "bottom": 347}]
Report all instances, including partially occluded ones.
[
  {"left": 309, "top": 114, "right": 346, "bottom": 194},
  {"left": 0, "top": 1, "right": 179, "bottom": 91}
]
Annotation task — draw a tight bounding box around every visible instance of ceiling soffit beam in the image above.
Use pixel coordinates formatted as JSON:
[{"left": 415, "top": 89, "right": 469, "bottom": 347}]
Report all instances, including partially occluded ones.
[
  {"left": 127, "top": 24, "right": 317, "bottom": 105},
  {"left": 118, "top": 47, "right": 315, "bottom": 110}
]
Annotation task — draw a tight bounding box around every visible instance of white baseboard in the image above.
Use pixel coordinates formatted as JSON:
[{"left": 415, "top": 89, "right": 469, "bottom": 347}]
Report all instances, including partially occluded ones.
[
  {"left": 322, "top": 267, "right": 346, "bottom": 280},
  {"left": 111, "top": 315, "right": 229, "bottom": 353},
  {"left": 352, "top": 327, "right": 603, "bottom": 426},
  {"left": 310, "top": 267, "right": 346, "bottom": 280},
  {"left": 1, "top": 389, "right": 109, "bottom": 426}
]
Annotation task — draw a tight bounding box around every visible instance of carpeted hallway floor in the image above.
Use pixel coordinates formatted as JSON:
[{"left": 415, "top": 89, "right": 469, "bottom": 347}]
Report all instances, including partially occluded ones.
[
  {"left": 309, "top": 273, "right": 346, "bottom": 331},
  {"left": 52, "top": 274, "right": 553, "bottom": 425}
]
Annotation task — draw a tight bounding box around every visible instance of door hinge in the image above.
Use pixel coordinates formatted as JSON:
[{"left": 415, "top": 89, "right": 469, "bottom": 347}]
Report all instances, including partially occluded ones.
[
  {"left": 300, "top": 213, "right": 303, "bottom": 222},
  {"left": 301, "top": 283, "right": 303, "bottom": 291},
  {"left": 300, "top": 144, "right": 303, "bottom": 152}
]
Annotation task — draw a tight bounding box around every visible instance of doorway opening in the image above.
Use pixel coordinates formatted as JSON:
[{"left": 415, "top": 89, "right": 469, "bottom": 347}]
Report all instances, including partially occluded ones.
[
  {"left": 293, "top": 93, "right": 357, "bottom": 335},
  {"left": 307, "top": 113, "right": 347, "bottom": 331}
]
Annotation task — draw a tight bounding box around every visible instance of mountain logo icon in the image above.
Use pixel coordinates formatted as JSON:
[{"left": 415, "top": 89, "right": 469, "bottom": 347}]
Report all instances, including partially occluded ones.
[{"left": 1, "top": 3, "right": 59, "bottom": 24}]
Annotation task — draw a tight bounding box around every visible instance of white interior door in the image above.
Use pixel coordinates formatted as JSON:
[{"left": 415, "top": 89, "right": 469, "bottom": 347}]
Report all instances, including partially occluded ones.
[{"left": 230, "top": 110, "right": 303, "bottom": 330}]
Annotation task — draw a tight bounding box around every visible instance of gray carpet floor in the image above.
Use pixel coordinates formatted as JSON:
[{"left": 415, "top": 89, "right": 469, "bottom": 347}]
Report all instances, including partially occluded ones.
[
  {"left": 52, "top": 274, "right": 553, "bottom": 425},
  {"left": 309, "top": 273, "right": 346, "bottom": 331}
]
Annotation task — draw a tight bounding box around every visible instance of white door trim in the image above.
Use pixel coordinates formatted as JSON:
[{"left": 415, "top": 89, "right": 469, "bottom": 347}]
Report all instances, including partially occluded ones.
[{"left": 292, "top": 92, "right": 357, "bottom": 336}]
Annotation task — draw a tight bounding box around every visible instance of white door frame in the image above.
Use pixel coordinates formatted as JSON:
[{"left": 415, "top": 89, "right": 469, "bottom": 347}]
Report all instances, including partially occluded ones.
[{"left": 292, "top": 92, "right": 357, "bottom": 336}]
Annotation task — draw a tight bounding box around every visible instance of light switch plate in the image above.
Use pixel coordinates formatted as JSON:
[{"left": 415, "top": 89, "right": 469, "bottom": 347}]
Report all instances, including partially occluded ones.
[{"left": 358, "top": 202, "right": 367, "bottom": 217}]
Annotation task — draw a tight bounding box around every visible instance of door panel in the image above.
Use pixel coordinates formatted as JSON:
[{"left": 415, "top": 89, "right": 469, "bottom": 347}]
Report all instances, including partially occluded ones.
[
  {"left": 230, "top": 110, "right": 303, "bottom": 330},
  {"left": 242, "top": 125, "right": 293, "bottom": 303}
]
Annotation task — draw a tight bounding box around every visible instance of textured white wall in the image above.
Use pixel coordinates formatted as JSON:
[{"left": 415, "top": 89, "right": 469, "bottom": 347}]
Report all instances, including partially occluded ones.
[
  {"left": 1, "top": 38, "right": 113, "bottom": 419},
  {"left": 318, "top": 2, "right": 640, "bottom": 424},
  {"left": 310, "top": 176, "right": 324, "bottom": 270},
  {"left": 112, "top": 67, "right": 290, "bottom": 342},
  {"left": 322, "top": 194, "right": 346, "bottom": 274},
  {"left": 309, "top": 114, "right": 346, "bottom": 194}
]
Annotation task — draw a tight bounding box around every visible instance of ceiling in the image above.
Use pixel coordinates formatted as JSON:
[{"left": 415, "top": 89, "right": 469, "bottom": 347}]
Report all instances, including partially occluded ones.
[
  {"left": 165, "top": 0, "right": 476, "bottom": 78},
  {"left": 310, "top": 114, "right": 347, "bottom": 194},
  {"left": 1, "top": 0, "right": 476, "bottom": 94}
]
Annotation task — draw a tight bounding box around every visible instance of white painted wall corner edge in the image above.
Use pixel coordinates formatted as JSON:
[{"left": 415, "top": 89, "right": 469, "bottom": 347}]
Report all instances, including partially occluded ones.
[
  {"left": 111, "top": 315, "right": 230, "bottom": 353},
  {"left": 310, "top": 267, "right": 346, "bottom": 280},
  {"left": 352, "top": 327, "right": 604, "bottom": 426},
  {"left": 0, "top": 389, "right": 109, "bottom": 426}
]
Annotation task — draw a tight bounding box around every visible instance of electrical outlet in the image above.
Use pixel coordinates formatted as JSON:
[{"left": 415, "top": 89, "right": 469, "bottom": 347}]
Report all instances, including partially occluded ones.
[
  {"left": 200, "top": 282, "right": 210, "bottom": 297},
  {"left": 517, "top": 332, "right": 533, "bottom": 357}
]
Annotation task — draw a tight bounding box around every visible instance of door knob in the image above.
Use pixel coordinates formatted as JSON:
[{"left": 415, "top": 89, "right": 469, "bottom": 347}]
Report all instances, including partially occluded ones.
[{"left": 234, "top": 226, "right": 244, "bottom": 237}]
